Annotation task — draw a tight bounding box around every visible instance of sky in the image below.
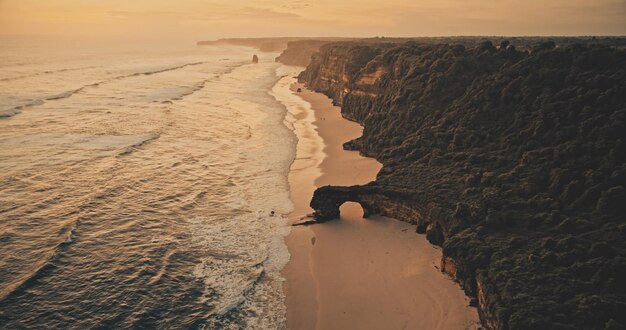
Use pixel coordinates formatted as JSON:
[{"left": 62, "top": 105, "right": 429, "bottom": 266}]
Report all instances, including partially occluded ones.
[{"left": 1, "top": 0, "right": 625, "bottom": 41}]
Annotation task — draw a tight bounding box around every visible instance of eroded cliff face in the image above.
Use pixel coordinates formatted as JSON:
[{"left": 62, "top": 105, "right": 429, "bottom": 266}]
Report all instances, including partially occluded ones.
[
  {"left": 300, "top": 41, "right": 626, "bottom": 329},
  {"left": 297, "top": 43, "right": 391, "bottom": 105}
]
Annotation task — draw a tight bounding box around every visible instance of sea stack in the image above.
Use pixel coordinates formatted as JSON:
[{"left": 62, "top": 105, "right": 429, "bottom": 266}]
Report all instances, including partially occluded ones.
[{"left": 252, "top": 54, "right": 259, "bottom": 63}]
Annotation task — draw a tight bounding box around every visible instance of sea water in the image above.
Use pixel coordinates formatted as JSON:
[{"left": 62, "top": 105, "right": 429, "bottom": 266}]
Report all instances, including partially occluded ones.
[{"left": 0, "top": 36, "right": 297, "bottom": 329}]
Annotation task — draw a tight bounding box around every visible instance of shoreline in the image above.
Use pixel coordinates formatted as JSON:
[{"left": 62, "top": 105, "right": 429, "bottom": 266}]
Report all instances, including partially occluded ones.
[{"left": 278, "top": 70, "right": 479, "bottom": 329}]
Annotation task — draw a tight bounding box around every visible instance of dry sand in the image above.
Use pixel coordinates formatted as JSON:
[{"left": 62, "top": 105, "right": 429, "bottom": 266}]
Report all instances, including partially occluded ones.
[{"left": 282, "top": 80, "right": 480, "bottom": 330}]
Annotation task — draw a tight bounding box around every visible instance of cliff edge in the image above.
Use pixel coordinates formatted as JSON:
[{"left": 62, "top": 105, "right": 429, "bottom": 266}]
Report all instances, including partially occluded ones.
[{"left": 296, "top": 40, "right": 626, "bottom": 329}]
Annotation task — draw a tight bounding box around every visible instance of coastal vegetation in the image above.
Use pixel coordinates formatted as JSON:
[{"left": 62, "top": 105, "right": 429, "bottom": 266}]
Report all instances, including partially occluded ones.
[{"left": 283, "top": 38, "right": 626, "bottom": 329}]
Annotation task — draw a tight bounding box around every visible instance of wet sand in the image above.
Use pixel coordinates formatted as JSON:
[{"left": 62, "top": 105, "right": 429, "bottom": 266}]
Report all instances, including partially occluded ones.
[{"left": 281, "top": 78, "right": 479, "bottom": 329}]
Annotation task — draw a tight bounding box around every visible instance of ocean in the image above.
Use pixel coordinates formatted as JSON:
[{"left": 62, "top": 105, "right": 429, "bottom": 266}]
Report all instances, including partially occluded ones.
[{"left": 0, "top": 37, "right": 299, "bottom": 329}]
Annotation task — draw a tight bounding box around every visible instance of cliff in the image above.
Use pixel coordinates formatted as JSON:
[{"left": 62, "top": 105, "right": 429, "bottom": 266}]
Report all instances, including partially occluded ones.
[
  {"left": 297, "top": 41, "right": 626, "bottom": 329},
  {"left": 197, "top": 38, "right": 299, "bottom": 52},
  {"left": 274, "top": 40, "right": 332, "bottom": 66},
  {"left": 275, "top": 37, "right": 626, "bottom": 67},
  {"left": 197, "top": 37, "right": 354, "bottom": 54}
]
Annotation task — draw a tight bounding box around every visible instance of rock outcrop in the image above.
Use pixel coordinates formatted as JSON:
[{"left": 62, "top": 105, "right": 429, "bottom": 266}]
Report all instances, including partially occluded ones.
[
  {"left": 252, "top": 54, "right": 259, "bottom": 63},
  {"left": 299, "top": 40, "right": 626, "bottom": 329}
]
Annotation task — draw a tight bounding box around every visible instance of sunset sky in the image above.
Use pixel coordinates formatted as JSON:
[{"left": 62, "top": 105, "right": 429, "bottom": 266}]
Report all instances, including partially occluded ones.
[{"left": 1, "top": 0, "right": 625, "bottom": 41}]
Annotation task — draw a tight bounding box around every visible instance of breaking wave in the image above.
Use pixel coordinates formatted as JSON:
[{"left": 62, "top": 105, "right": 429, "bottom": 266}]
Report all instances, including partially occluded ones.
[
  {"left": 0, "top": 66, "right": 101, "bottom": 82},
  {"left": 118, "top": 132, "right": 161, "bottom": 156},
  {"left": 0, "top": 109, "right": 22, "bottom": 118},
  {"left": 0, "top": 221, "right": 78, "bottom": 303},
  {"left": 0, "top": 61, "right": 215, "bottom": 118},
  {"left": 1, "top": 61, "right": 250, "bottom": 119}
]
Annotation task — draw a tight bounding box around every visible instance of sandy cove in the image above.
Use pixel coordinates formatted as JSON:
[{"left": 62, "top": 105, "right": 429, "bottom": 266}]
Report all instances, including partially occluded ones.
[{"left": 279, "top": 73, "right": 479, "bottom": 329}]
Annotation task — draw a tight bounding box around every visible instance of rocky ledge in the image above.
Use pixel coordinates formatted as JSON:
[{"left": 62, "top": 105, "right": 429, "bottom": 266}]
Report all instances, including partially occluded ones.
[{"left": 292, "top": 40, "right": 626, "bottom": 329}]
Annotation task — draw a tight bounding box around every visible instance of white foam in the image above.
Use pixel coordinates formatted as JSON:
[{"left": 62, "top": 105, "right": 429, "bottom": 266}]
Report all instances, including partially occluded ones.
[
  {"left": 0, "top": 44, "right": 295, "bottom": 328},
  {"left": 179, "top": 60, "right": 296, "bottom": 329}
]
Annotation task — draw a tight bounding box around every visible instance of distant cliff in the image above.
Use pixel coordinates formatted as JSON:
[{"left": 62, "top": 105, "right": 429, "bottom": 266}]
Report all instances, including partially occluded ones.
[
  {"left": 274, "top": 40, "right": 331, "bottom": 66},
  {"left": 297, "top": 40, "right": 626, "bottom": 329},
  {"left": 197, "top": 37, "right": 353, "bottom": 54},
  {"left": 197, "top": 38, "right": 299, "bottom": 52}
]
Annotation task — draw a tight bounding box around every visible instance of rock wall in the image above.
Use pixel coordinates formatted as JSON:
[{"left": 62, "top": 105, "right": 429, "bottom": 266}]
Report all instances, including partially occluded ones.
[{"left": 299, "top": 40, "right": 626, "bottom": 329}]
